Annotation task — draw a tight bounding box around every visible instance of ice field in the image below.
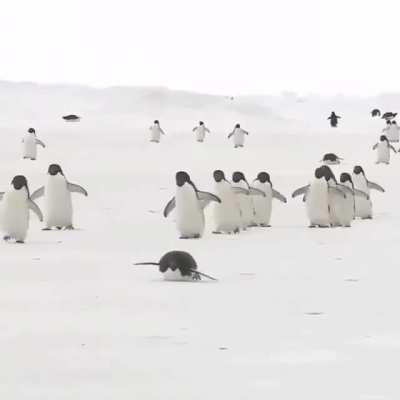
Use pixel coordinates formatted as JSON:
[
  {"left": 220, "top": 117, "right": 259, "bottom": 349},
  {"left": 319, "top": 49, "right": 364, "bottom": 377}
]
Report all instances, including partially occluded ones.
[{"left": 1, "top": 83, "right": 400, "bottom": 399}]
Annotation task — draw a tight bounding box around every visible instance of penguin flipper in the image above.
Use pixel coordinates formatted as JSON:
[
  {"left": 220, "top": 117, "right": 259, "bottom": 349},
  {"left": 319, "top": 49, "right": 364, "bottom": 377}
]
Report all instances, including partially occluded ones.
[
  {"left": 31, "top": 186, "right": 45, "bottom": 201},
  {"left": 28, "top": 199, "right": 43, "bottom": 221},
  {"left": 35, "top": 139, "right": 46, "bottom": 148},
  {"left": 249, "top": 187, "right": 266, "bottom": 197},
  {"left": 272, "top": 189, "right": 287, "bottom": 203},
  {"left": 197, "top": 191, "right": 221, "bottom": 205},
  {"left": 354, "top": 189, "right": 370, "bottom": 200},
  {"left": 189, "top": 268, "right": 218, "bottom": 281},
  {"left": 163, "top": 197, "right": 176, "bottom": 217},
  {"left": 338, "top": 184, "right": 354, "bottom": 196},
  {"left": 0, "top": 192, "right": 4, "bottom": 201},
  {"left": 367, "top": 181, "right": 385, "bottom": 192},
  {"left": 67, "top": 183, "right": 88, "bottom": 196},
  {"left": 329, "top": 186, "right": 346, "bottom": 198},
  {"left": 232, "top": 187, "right": 250, "bottom": 195},
  {"left": 372, "top": 143, "right": 378, "bottom": 150},
  {"left": 292, "top": 185, "right": 310, "bottom": 198}
]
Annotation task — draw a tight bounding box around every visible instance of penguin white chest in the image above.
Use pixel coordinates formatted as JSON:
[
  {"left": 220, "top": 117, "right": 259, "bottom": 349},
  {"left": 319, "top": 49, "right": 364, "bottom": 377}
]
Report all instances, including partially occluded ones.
[
  {"left": 352, "top": 175, "right": 372, "bottom": 218},
  {"left": 376, "top": 142, "right": 390, "bottom": 164},
  {"left": 45, "top": 176, "right": 73, "bottom": 227},
  {"left": 150, "top": 126, "right": 161, "bottom": 142},
  {"left": 0, "top": 190, "right": 29, "bottom": 240},
  {"left": 306, "top": 180, "right": 330, "bottom": 226},
  {"left": 252, "top": 182, "right": 272, "bottom": 225},
  {"left": 175, "top": 185, "right": 204, "bottom": 237},
  {"left": 213, "top": 181, "right": 241, "bottom": 233},
  {"left": 23, "top": 134, "right": 37, "bottom": 159}
]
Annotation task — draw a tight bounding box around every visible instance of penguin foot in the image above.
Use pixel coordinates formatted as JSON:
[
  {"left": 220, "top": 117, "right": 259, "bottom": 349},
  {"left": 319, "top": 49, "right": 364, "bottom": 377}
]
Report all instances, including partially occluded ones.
[
  {"left": 260, "top": 224, "right": 271, "bottom": 228},
  {"left": 212, "top": 231, "right": 223, "bottom": 235},
  {"left": 65, "top": 225, "right": 74, "bottom": 230},
  {"left": 234, "top": 228, "right": 240, "bottom": 234},
  {"left": 248, "top": 223, "right": 258, "bottom": 227},
  {"left": 3, "top": 235, "right": 11, "bottom": 241},
  {"left": 30, "top": 158, "right": 36, "bottom": 161},
  {"left": 192, "top": 272, "right": 201, "bottom": 281},
  {"left": 362, "top": 216, "right": 373, "bottom": 220},
  {"left": 16, "top": 240, "right": 25, "bottom": 244},
  {"left": 308, "top": 225, "right": 316, "bottom": 228},
  {"left": 42, "top": 227, "right": 52, "bottom": 231}
]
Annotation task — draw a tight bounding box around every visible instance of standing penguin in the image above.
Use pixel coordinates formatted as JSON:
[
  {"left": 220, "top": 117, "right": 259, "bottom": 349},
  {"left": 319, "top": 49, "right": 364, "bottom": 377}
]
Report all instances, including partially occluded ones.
[
  {"left": 389, "top": 120, "right": 400, "bottom": 142},
  {"left": 30, "top": 164, "right": 88, "bottom": 230},
  {"left": 163, "top": 171, "right": 221, "bottom": 239},
  {"left": 352, "top": 166, "right": 385, "bottom": 219},
  {"left": 212, "top": 170, "right": 242, "bottom": 234},
  {"left": 149, "top": 120, "right": 166, "bottom": 143},
  {"left": 292, "top": 167, "right": 343, "bottom": 228},
  {"left": 252, "top": 172, "right": 287, "bottom": 227},
  {"left": 328, "top": 112, "right": 341, "bottom": 128},
  {"left": 231, "top": 171, "right": 264, "bottom": 229},
  {"left": 0, "top": 175, "right": 43, "bottom": 243},
  {"left": 192, "top": 121, "right": 210, "bottom": 143},
  {"left": 338, "top": 173, "right": 369, "bottom": 227},
  {"left": 22, "top": 128, "right": 46, "bottom": 160},
  {"left": 227, "top": 124, "right": 249, "bottom": 148},
  {"left": 373, "top": 135, "right": 397, "bottom": 164}
]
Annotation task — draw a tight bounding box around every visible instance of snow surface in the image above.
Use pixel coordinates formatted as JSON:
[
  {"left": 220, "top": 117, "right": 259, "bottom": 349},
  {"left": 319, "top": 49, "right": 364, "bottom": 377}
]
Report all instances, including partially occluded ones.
[{"left": 1, "top": 83, "right": 399, "bottom": 399}]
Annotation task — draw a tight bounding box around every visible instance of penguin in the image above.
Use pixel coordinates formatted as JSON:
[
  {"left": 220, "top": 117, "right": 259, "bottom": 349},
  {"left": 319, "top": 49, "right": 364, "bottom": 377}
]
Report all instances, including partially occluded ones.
[
  {"left": 373, "top": 135, "right": 397, "bottom": 164},
  {"left": 149, "top": 120, "right": 166, "bottom": 143},
  {"left": 22, "top": 128, "right": 45, "bottom": 160},
  {"left": 0, "top": 175, "right": 43, "bottom": 243},
  {"left": 231, "top": 171, "right": 265, "bottom": 229},
  {"left": 328, "top": 112, "right": 341, "bottom": 128},
  {"left": 321, "top": 153, "right": 343, "bottom": 165},
  {"left": 338, "top": 173, "right": 370, "bottom": 227},
  {"left": 30, "top": 164, "right": 88, "bottom": 230},
  {"left": 252, "top": 172, "right": 287, "bottom": 227},
  {"left": 62, "top": 115, "right": 80, "bottom": 122},
  {"left": 212, "top": 170, "right": 242, "bottom": 234},
  {"left": 352, "top": 166, "right": 385, "bottom": 219},
  {"left": 382, "top": 112, "right": 397, "bottom": 121},
  {"left": 371, "top": 109, "right": 381, "bottom": 117},
  {"left": 163, "top": 171, "right": 221, "bottom": 239},
  {"left": 192, "top": 121, "right": 210, "bottom": 143},
  {"left": 134, "top": 251, "right": 217, "bottom": 281},
  {"left": 292, "top": 167, "right": 344, "bottom": 228},
  {"left": 227, "top": 124, "right": 249, "bottom": 148}
]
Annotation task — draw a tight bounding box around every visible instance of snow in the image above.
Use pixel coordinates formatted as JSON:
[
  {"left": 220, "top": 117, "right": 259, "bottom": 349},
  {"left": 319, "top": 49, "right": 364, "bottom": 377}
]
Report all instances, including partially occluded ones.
[{"left": 0, "top": 83, "right": 399, "bottom": 399}]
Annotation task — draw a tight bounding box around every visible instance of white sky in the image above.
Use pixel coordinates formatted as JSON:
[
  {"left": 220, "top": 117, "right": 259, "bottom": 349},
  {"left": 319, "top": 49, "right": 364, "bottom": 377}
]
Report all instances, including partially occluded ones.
[{"left": 0, "top": 0, "right": 398, "bottom": 95}]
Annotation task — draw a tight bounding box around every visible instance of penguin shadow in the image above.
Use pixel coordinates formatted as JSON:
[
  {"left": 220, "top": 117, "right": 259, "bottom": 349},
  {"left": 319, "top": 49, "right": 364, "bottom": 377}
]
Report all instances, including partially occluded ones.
[
  {"left": 345, "top": 278, "right": 359, "bottom": 282},
  {"left": 304, "top": 312, "right": 325, "bottom": 316}
]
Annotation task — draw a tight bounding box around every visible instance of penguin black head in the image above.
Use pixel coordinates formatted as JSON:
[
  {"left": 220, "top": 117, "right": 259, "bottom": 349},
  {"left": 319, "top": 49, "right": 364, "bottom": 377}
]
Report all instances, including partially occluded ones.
[
  {"left": 314, "top": 167, "right": 325, "bottom": 179},
  {"left": 213, "top": 170, "right": 225, "bottom": 182},
  {"left": 48, "top": 164, "right": 64, "bottom": 176},
  {"left": 232, "top": 171, "right": 245, "bottom": 183},
  {"left": 393, "top": 120, "right": 397, "bottom": 125},
  {"left": 320, "top": 165, "right": 336, "bottom": 182},
  {"left": 176, "top": 171, "right": 191, "bottom": 187},
  {"left": 199, "top": 121, "right": 204, "bottom": 126},
  {"left": 340, "top": 172, "right": 352, "bottom": 184},
  {"left": 387, "top": 120, "right": 392, "bottom": 125},
  {"left": 353, "top": 165, "right": 364, "bottom": 175},
  {"left": 235, "top": 123, "right": 241, "bottom": 129},
  {"left": 28, "top": 128, "right": 35, "bottom": 134},
  {"left": 380, "top": 135, "right": 388, "bottom": 142},
  {"left": 154, "top": 120, "right": 159, "bottom": 124},
  {"left": 256, "top": 172, "right": 270, "bottom": 183},
  {"left": 11, "top": 175, "right": 28, "bottom": 191}
]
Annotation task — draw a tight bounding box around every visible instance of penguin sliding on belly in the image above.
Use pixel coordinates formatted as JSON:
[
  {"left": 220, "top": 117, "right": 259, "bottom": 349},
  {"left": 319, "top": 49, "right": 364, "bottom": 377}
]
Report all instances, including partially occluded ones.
[
  {"left": 321, "top": 153, "right": 343, "bottom": 165},
  {"left": 212, "top": 170, "right": 243, "bottom": 234},
  {"left": 163, "top": 171, "right": 221, "bottom": 239},
  {"left": 31, "top": 164, "right": 88, "bottom": 230},
  {"left": 252, "top": 172, "right": 287, "bottom": 227},
  {"left": 373, "top": 135, "right": 397, "bottom": 164},
  {"left": 0, "top": 176, "right": 43, "bottom": 243},
  {"left": 134, "top": 251, "right": 217, "bottom": 281},
  {"left": 352, "top": 166, "right": 385, "bottom": 219}
]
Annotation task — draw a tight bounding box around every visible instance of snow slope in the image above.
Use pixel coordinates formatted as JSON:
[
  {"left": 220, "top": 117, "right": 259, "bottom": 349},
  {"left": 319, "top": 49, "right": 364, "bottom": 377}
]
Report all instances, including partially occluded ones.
[{"left": 0, "top": 83, "right": 399, "bottom": 400}]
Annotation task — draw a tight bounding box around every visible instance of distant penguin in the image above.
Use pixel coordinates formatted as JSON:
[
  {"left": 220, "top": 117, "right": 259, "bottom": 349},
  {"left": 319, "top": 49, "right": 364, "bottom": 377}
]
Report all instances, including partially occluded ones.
[
  {"left": 134, "top": 251, "right": 217, "bottom": 281},
  {"left": 192, "top": 121, "right": 210, "bottom": 143},
  {"left": 31, "top": 164, "right": 88, "bottom": 230},
  {"left": 62, "top": 115, "right": 80, "bottom": 122},
  {"left": 352, "top": 166, "right": 384, "bottom": 219},
  {"left": 163, "top": 171, "right": 221, "bottom": 239},
  {"left": 227, "top": 124, "right": 249, "bottom": 148},
  {"left": 388, "top": 120, "right": 400, "bottom": 142},
  {"left": 212, "top": 170, "right": 242, "bottom": 234},
  {"left": 231, "top": 171, "right": 264, "bottom": 228},
  {"left": 252, "top": 172, "right": 287, "bottom": 227},
  {"left": 149, "top": 120, "right": 166, "bottom": 143},
  {"left": 22, "top": 128, "right": 46, "bottom": 160},
  {"left": 321, "top": 153, "right": 343, "bottom": 165},
  {"left": 382, "top": 112, "right": 397, "bottom": 121},
  {"left": 371, "top": 109, "right": 381, "bottom": 117},
  {"left": 328, "top": 112, "right": 341, "bottom": 128},
  {"left": 0, "top": 176, "right": 43, "bottom": 243},
  {"left": 292, "top": 167, "right": 344, "bottom": 228},
  {"left": 338, "top": 173, "right": 369, "bottom": 227},
  {"left": 373, "top": 135, "right": 397, "bottom": 164}
]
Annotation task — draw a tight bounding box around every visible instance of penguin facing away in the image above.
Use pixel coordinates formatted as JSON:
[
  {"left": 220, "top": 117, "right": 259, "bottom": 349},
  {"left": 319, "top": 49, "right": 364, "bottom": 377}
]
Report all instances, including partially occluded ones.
[
  {"left": 252, "top": 172, "right": 287, "bottom": 227},
  {"left": 163, "top": 171, "right": 221, "bottom": 239},
  {"left": 227, "top": 124, "right": 249, "bottom": 148},
  {"left": 134, "top": 251, "right": 217, "bottom": 281},
  {"left": 328, "top": 112, "right": 341, "bottom": 127},
  {"left": 0, "top": 175, "right": 43, "bottom": 243},
  {"left": 31, "top": 164, "right": 88, "bottom": 230},
  {"left": 371, "top": 109, "right": 381, "bottom": 117},
  {"left": 22, "top": 128, "right": 46, "bottom": 160}
]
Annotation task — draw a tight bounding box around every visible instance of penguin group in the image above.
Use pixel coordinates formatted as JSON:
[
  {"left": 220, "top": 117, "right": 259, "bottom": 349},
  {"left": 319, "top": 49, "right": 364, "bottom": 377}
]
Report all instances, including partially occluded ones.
[
  {"left": 163, "top": 170, "right": 287, "bottom": 239},
  {"left": 0, "top": 126, "right": 88, "bottom": 243},
  {"left": 372, "top": 113, "right": 400, "bottom": 164}
]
